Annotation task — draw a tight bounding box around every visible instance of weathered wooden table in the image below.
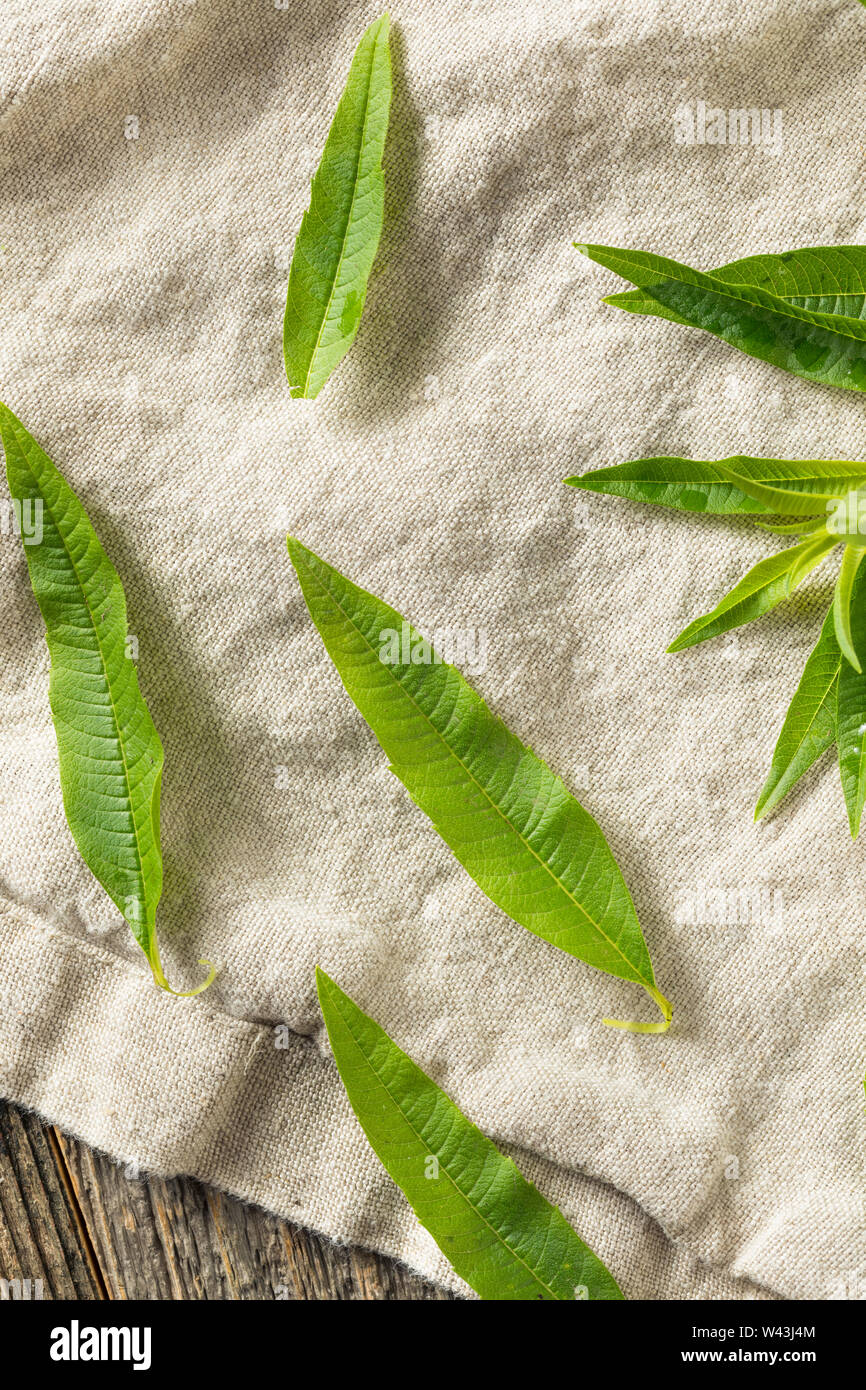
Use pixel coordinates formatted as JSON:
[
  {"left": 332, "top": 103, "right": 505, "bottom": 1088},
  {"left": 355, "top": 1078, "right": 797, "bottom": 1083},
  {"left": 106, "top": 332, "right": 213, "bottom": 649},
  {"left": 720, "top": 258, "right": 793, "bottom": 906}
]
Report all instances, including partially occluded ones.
[{"left": 0, "top": 1100, "right": 454, "bottom": 1300}]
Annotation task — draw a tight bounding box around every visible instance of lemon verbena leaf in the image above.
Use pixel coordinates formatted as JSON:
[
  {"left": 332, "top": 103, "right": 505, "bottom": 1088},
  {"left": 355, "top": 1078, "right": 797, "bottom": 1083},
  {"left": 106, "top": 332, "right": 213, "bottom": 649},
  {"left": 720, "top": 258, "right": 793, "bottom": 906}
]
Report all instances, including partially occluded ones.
[
  {"left": 283, "top": 15, "right": 391, "bottom": 400},
  {"left": 1, "top": 403, "right": 212, "bottom": 995},
  {"left": 288, "top": 539, "right": 671, "bottom": 1031},
  {"left": 317, "top": 969, "right": 625, "bottom": 1300},
  {"left": 567, "top": 455, "right": 866, "bottom": 517},
  {"left": 578, "top": 242, "right": 866, "bottom": 393},
  {"left": 667, "top": 534, "right": 836, "bottom": 653},
  {"left": 755, "top": 610, "right": 839, "bottom": 821}
]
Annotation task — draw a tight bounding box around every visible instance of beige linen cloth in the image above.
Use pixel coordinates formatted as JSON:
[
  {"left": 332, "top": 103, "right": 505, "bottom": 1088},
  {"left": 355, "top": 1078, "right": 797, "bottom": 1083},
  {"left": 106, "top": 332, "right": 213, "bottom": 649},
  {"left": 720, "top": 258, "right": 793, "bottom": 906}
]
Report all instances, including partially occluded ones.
[{"left": 0, "top": 0, "right": 864, "bottom": 1301}]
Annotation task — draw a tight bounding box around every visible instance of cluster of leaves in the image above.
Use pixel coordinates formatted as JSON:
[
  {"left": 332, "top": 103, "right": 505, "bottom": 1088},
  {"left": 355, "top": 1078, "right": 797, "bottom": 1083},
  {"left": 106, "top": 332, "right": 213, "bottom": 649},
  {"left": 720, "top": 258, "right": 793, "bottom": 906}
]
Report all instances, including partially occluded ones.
[
  {"left": 279, "top": 20, "right": 658, "bottom": 1296},
  {"left": 571, "top": 243, "right": 866, "bottom": 836},
  {"left": 1, "top": 17, "right": 626, "bottom": 1298},
  {"left": 287, "top": 536, "right": 673, "bottom": 1296},
  {"left": 0, "top": 16, "right": 396, "bottom": 985}
]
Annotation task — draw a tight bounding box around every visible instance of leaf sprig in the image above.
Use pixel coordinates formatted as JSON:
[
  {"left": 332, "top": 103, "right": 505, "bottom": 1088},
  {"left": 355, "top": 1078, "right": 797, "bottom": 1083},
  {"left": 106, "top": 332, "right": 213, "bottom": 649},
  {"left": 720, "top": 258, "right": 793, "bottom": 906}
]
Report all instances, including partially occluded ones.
[
  {"left": 568, "top": 454, "right": 866, "bottom": 834},
  {"left": 571, "top": 238, "right": 866, "bottom": 836}
]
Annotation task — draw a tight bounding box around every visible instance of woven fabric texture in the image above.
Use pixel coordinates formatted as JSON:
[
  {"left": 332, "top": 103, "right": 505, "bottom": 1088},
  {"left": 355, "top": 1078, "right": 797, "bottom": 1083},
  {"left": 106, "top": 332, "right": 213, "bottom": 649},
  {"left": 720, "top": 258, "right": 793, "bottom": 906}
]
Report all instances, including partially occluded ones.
[{"left": 0, "top": 0, "right": 863, "bottom": 1299}]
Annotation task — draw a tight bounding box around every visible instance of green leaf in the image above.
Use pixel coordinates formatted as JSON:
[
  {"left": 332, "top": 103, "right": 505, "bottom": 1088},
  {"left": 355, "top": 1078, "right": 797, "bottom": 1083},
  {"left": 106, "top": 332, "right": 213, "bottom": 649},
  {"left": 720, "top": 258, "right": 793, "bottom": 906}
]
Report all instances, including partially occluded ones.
[
  {"left": 667, "top": 533, "right": 836, "bottom": 653},
  {"left": 607, "top": 246, "right": 866, "bottom": 325},
  {"left": 836, "top": 559, "right": 866, "bottom": 836},
  {"left": 566, "top": 456, "right": 866, "bottom": 517},
  {"left": 1, "top": 403, "right": 213, "bottom": 995},
  {"left": 288, "top": 538, "right": 671, "bottom": 1031},
  {"left": 283, "top": 14, "right": 391, "bottom": 400},
  {"left": 316, "top": 969, "right": 625, "bottom": 1301},
  {"left": 712, "top": 463, "right": 840, "bottom": 518},
  {"left": 576, "top": 243, "right": 866, "bottom": 392},
  {"left": 754, "top": 515, "right": 830, "bottom": 536},
  {"left": 755, "top": 610, "right": 840, "bottom": 821},
  {"left": 833, "top": 545, "right": 865, "bottom": 673}
]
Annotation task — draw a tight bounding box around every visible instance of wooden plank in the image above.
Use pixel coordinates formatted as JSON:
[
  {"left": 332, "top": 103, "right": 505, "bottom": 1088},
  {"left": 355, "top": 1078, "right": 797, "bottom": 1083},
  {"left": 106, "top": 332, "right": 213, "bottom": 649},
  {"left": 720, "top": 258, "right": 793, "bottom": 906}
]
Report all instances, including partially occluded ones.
[
  {"left": 0, "top": 1103, "right": 102, "bottom": 1298},
  {"left": 0, "top": 1102, "right": 455, "bottom": 1300},
  {"left": 58, "top": 1130, "right": 455, "bottom": 1300}
]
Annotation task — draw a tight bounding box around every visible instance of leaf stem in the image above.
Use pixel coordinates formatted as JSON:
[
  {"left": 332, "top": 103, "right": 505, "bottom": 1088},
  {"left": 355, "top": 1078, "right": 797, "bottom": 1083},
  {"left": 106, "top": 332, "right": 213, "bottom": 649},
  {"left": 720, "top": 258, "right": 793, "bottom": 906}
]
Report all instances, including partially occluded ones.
[
  {"left": 603, "top": 984, "right": 673, "bottom": 1034},
  {"left": 147, "top": 941, "right": 216, "bottom": 997}
]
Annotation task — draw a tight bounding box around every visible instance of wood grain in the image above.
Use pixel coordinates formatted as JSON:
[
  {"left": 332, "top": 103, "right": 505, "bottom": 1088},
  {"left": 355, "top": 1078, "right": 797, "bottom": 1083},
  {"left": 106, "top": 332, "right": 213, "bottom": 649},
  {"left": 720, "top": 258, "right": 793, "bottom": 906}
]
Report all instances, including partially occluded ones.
[{"left": 0, "top": 1100, "right": 455, "bottom": 1300}]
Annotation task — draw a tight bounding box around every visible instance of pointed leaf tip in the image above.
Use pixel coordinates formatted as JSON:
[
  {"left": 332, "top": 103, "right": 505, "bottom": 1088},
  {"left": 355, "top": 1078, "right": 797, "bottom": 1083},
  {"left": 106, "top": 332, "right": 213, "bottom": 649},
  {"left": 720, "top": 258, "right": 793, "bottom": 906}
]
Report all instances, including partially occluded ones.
[{"left": 286, "top": 534, "right": 312, "bottom": 569}]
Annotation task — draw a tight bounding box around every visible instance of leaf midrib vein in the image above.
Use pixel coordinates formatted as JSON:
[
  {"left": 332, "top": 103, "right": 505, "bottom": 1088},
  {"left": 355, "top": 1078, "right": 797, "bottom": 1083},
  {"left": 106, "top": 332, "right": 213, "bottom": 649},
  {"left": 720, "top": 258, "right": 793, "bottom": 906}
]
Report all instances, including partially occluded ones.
[{"left": 787, "top": 667, "right": 840, "bottom": 759}]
